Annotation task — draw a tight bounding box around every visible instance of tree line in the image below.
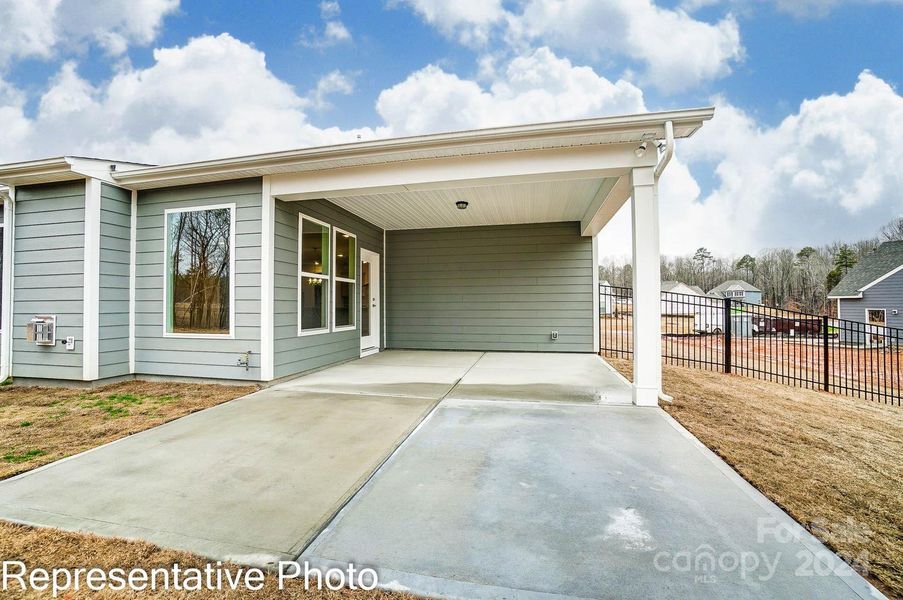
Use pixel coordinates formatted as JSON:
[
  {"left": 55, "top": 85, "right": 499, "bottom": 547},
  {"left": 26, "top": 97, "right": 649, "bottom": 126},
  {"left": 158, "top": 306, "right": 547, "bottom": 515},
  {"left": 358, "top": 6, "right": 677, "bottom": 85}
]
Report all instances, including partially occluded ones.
[{"left": 599, "top": 217, "right": 903, "bottom": 314}]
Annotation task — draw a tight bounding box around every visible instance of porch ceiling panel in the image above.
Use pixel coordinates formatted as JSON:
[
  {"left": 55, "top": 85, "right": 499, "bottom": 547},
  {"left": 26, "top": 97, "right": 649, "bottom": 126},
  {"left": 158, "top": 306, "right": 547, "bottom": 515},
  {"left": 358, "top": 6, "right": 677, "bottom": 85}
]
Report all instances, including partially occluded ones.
[{"left": 326, "top": 177, "right": 614, "bottom": 230}]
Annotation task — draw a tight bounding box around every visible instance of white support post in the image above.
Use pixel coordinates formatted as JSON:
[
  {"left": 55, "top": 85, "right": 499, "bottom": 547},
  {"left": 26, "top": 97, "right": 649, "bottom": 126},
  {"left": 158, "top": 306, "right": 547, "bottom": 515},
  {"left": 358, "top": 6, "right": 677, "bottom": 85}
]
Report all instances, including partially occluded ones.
[
  {"left": 630, "top": 166, "right": 662, "bottom": 406},
  {"left": 260, "top": 176, "right": 275, "bottom": 381},
  {"left": 83, "top": 178, "right": 101, "bottom": 382}
]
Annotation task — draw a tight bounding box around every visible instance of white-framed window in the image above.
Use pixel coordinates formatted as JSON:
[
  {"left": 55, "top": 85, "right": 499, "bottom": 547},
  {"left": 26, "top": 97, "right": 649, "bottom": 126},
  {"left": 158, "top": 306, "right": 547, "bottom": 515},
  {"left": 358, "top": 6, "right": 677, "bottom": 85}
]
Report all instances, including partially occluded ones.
[
  {"left": 866, "top": 308, "right": 886, "bottom": 326},
  {"left": 332, "top": 226, "right": 357, "bottom": 332},
  {"left": 731, "top": 290, "right": 745, "bottom": 297},
  {"left": 163, "top": 204, "right": 235, "bottom": 338},
  {"left": 298, "top": 214, "right": 331, "bottom": 336}
]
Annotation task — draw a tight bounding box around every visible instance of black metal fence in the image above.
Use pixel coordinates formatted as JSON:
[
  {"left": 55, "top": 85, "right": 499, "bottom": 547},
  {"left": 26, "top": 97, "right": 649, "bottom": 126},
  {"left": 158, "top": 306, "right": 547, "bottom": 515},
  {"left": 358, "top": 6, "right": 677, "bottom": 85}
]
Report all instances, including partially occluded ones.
[{"left": 599, "top": 284, "right": 902, "bottom": 405}]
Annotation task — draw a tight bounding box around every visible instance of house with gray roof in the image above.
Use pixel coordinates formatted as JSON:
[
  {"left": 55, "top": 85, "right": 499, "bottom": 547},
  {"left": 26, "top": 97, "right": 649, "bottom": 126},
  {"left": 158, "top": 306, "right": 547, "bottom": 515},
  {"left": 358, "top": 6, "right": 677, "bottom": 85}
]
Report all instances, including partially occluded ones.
[
  {"left": 828, "top": 240, "right": 903, "bottom": 333},
  {"left": 708, "top": 279, "right": 762, "bottom": 304}
]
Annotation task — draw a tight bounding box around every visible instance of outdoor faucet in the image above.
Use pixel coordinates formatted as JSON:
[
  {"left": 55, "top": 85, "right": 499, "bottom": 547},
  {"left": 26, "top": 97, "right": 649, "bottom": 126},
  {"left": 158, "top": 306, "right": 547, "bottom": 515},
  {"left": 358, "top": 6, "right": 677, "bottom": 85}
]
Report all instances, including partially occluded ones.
[{"left": 237, "top": 351, "right": 252, "bottom": 371}]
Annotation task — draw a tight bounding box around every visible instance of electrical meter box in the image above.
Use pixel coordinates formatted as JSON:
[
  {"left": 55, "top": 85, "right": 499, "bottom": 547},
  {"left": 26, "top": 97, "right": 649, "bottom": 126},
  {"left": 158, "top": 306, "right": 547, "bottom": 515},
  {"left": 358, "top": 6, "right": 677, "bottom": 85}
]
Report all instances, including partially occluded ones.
[{"left": 26, "top": 315, "right": 56, "bottom": 346}]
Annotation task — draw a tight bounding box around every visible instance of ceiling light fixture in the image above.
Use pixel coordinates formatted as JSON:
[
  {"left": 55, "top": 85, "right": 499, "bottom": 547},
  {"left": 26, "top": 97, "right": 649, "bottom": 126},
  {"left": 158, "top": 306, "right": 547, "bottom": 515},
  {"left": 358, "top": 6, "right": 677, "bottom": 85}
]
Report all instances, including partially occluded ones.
[
  {"left": 634, "top": 142, "right": 648, "bottom": 158},
  {"left": 456, "top": 200, "right": 469, "bottom": 210}
]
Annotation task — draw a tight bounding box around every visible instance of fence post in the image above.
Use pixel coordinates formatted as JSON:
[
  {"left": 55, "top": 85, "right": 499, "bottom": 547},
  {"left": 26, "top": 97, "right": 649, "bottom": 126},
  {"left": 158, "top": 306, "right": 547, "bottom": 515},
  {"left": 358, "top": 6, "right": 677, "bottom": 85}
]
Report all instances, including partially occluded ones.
[
  {"left": 723, "top": 297, "right": 732, "bottom": 373},
  {"left": 822, "top": 315, "right": 830, "bottom": 392}
]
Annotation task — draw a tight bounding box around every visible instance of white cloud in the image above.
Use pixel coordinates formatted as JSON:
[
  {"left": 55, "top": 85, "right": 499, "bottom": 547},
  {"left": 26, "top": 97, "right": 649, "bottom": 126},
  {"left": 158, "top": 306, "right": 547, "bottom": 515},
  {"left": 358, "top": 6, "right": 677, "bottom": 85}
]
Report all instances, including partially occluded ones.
[
  {"left": 598, "top": 70, "right": 903, "bottom": 257},
  {"left": 506, "top": 0, "right": 743, "bottom": 93},
  {"left": 0, "top": 34, "right": 375, "bottom": 164},
  {"left": 300, "top": 0, "right": 353, "bottom": 49},
  {"left": 682, "top": 0, "right": 903, "bottom": 18},
  {"left": 393, "top": 0, "right": 743, "bottom": 92},
  {"left": 376, "top": 47, "right": 646, "bottom": 136},
  {"left": 0, "top": 0, "right": 177, "bottom": 66},
  {"left": 308, "top": 69, "right": 356, "bottom": 110},
  {"left": 389, "top": 0, "right": 506, "bottom": 44}
]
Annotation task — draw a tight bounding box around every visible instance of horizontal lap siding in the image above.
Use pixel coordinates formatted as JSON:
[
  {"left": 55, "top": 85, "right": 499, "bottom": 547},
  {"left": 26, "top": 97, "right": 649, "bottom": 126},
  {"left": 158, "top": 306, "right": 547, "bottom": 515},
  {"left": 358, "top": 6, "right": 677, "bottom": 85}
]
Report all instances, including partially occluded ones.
[
  {"left": 387, "top": 222, "right": 593, "bottom": 352},
  {"left": 135, "top": 179, "right": 262, "bottom": 381},
  {"left": 99, "top": 184, "right": 132, "bottom": 379},
  {"left": 12, "top": 180, "right": 85, "bottom": 379},
  {"left": 273, "top": 199, "right": 383, "bottom": 379}
]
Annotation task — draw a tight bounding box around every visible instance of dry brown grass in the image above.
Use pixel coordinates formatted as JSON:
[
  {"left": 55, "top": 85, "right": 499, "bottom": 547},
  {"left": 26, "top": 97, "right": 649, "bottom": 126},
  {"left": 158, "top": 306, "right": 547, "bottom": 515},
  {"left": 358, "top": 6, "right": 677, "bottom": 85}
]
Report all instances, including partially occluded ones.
[
  {"left": 607, "top": 357, "right": 903, "bottom": 598},
  {"left": 0, "top": 380, "right": 258, "bottom": 480},
  {"left": 0, "top": 520, "right": 412, "bottom": 599}
]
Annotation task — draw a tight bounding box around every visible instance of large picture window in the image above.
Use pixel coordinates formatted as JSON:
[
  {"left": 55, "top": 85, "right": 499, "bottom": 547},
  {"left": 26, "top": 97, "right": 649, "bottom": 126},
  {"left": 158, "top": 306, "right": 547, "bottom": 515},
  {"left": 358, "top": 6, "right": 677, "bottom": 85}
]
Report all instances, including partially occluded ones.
[
  {"left": 333, "top": 227, "right": 357, "bottom": 330},
  {"left": 299, "top": 215, "right": 330, "bottom": 334},
  {"left": 164, "top": 205, "right": 234, "bottom": 337}
]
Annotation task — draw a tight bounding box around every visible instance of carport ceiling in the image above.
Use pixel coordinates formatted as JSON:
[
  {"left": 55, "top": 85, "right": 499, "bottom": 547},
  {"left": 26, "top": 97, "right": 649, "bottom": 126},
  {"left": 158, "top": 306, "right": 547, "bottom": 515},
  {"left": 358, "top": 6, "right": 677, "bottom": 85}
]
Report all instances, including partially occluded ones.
[{"left": 327, "top": 176, "right": 616, "bottom": 230}]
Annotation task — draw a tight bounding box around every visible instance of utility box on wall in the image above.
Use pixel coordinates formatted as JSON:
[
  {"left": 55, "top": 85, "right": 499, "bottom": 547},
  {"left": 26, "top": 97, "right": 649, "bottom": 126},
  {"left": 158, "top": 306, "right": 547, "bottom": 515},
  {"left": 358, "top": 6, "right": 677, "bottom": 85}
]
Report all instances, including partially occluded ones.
[{"left": 25, "top": 315, "right": 56, "bottom": 346}]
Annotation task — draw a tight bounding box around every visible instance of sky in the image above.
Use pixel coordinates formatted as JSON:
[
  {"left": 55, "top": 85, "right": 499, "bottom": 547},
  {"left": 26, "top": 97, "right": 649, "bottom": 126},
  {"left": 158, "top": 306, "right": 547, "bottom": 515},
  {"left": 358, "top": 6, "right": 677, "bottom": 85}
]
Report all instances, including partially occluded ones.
[{"left": 0, "top": 0, "right": 901, "bottom": 260}]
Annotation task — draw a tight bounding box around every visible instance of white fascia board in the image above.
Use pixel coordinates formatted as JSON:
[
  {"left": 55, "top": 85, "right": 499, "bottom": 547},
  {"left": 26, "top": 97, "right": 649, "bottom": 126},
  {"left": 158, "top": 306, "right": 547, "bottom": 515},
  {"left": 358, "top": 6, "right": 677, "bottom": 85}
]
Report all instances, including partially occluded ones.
[
  {"left": 112, "top": 108, "right": 715, "bottom": 189},
  {"left": 581, "top": 175, "right": 630, "bottom": 237},
  {"left": 859, "top": 263, "right": 903, "bottom": 292},
  {"left": 83, "top": 178, "right": 102, "bottom": 381},
  {"left": 827, "top": 294, "right": 863, "bottom": 300},
  {"left": 271, "top": 144, "right": 653, "bottom": 200}
]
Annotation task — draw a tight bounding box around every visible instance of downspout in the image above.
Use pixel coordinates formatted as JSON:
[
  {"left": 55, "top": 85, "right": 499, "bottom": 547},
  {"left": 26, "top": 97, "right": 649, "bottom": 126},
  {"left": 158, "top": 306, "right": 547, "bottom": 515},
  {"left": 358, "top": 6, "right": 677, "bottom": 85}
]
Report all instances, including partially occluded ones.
[
  {"left": 0, "top": 187, "right": 14, "bottom": 383},
  {"left": 654, "top": 120, "right": 674, "bottom": 404}
]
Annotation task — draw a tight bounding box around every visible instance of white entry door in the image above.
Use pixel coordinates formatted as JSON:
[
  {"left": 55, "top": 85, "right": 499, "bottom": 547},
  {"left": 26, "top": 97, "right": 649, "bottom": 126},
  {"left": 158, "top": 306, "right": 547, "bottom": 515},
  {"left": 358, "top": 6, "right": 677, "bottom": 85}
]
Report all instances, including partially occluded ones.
[{"left": 360, "top": 248, "right": 381, "bottom": 355}]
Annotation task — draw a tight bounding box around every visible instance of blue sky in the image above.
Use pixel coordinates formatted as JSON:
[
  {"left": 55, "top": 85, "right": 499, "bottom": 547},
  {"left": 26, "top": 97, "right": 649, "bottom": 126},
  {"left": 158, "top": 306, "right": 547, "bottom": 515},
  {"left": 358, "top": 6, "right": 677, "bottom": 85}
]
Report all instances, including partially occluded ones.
[{"left": 0, "top": 0, "right": 901, "bottom": 257}]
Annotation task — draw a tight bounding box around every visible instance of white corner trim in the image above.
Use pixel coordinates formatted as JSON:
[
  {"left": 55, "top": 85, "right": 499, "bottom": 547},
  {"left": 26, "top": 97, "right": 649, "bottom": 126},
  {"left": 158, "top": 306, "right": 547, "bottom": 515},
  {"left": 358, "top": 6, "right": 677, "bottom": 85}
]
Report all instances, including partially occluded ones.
[
  {"left": 260, "top": 177, "right": 275, "bottom": 381},
  {"left": 592, "top": 233, "right": 600, "bottom": 352},
  {"left": 128, "top": 189, "right": 137, "bottom": 374},
  {"left": 859, "top": 263, "right": 903, "bottom": 293},
  {"left": 382, "top": 228, "right": 387, "bottom": 350},
  {"left": 0, "top": 187, "right": 16, "bottom": 382},
  {"left": 83, "top": 178, "right": 102, "bottom": 381}
]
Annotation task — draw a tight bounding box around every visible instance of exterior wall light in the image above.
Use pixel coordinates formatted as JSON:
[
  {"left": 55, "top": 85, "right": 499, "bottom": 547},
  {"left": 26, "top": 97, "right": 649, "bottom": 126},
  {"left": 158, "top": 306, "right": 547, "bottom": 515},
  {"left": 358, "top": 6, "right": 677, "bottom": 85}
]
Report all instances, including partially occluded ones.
[
  {"left": 634, "top": 142, "right": 648, "bottom": 158},
  {"left": 456, "top": 200, "right": 469, "bottom": 210}
]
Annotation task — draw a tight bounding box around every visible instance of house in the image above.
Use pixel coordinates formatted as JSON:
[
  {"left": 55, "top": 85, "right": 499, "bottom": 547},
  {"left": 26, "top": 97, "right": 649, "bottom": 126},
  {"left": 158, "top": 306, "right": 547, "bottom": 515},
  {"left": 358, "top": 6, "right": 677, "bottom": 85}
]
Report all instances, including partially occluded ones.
[
  {"left": 0, "top": 108, "right": 714, "bottom": 406},
  {"left": 827, "top": 240, "right": 903, "bottom": 338},
  {"left": 661, "top": 281, "right": 705, "bottom": 296},
  {"left": 709, "top": 279, "right": 762, "bottom": 304}
]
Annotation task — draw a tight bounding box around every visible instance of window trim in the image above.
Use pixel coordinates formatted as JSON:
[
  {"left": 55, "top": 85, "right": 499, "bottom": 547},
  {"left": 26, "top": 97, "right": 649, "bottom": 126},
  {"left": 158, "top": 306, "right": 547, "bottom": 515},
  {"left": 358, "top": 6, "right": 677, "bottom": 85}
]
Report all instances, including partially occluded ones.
[
  {"left": 297, "top": 213, "right": 331, "bottom": 337},
  {"left": 162, "top": 203, "right": 236, "bottom": 339},
  {"left": 332, "top": 226, "right": 357, "bottom": 332},
  {"left": 865, "top": 308, "right": 887, "bottom": 326}
]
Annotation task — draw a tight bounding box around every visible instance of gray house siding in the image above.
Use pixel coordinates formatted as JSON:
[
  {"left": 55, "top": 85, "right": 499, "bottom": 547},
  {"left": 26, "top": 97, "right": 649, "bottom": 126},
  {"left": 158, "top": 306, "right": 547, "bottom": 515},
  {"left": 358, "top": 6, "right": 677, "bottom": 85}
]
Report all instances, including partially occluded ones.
[
  {"left": 386, "top": 222, "right": 594, "bottom": 352},
  {"left": 273, "top": 199, "right": 384, "bottom": 380},
  {"left": 838, "top": 270, "right": 903, "bottom": 341},
  {"left": 12, "top": 180, "right": 85, "bottom": 380},
  {"left": 135, "top": 178, "right": 262, "bottom": 381},
  {"left": 98, "top": 183, "right": 132, "bottom": 379}
]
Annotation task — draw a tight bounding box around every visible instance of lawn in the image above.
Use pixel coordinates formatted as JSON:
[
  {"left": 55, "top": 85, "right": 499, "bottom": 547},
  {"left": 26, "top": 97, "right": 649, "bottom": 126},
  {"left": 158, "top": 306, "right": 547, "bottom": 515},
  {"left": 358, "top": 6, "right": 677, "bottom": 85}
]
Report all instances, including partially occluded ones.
[
  {"left": 607, "top": 357, "right": 903, "bottom": 599},
  {"left": 0, "top": 380, "right": 260, "bottom": 480},
  {"left": 0, "top": 520, "right": 411, "bottom": 599}
]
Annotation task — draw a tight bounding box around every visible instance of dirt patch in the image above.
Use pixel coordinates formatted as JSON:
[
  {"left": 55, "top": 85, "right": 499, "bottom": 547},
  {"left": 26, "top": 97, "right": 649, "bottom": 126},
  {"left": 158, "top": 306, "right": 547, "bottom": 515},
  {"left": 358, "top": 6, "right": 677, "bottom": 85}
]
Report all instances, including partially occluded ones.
[
  {"left": 606, "top": 357, "right": 903, "bottom": 598},
  {"left": 0, "top": 380, "right": 258, "bottom": 480},
  {"left": 0, "top": 520, "right": 412, "bottom": 599}
]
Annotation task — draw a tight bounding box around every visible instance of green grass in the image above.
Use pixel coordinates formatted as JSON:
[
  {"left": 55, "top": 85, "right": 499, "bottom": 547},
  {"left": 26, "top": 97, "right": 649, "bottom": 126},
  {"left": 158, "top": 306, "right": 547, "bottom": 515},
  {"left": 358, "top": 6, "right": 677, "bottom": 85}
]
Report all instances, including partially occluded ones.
[
  {"left": 18, "top": 421, "right": 32, "bottom": 427},
  {"left": 83, "top": 393, "right": 144, "bottom": 418},
  {"left": 3, "top": 449, "right": 45, "bottom": 463}
]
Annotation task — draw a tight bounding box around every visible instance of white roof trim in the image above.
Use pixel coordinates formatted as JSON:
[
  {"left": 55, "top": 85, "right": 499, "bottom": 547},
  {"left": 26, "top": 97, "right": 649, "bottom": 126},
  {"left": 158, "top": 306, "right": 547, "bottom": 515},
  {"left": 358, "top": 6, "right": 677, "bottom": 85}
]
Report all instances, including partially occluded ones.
[
  {"left": 859, "top": 263, "right": 903, "bottom": 292},
  {"left": 0, "top": 156, "right": 150, "bottom": 187},
  {"left": 113, "top": 107, "right": 714, "bottom": 189},
  {"left": 827, "top": 293, "right": 864, "bottom": 300}
]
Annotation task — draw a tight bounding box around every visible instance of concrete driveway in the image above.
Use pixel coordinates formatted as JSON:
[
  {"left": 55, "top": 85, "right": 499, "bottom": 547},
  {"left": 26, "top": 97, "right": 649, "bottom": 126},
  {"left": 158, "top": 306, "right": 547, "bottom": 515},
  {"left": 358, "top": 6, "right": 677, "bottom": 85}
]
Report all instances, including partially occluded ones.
[
  {"left": 0, "top": 351, "right": 487, "bottom": 566},
  {"left": 303, "top": 362, "right": 880, "bottom": 599}
]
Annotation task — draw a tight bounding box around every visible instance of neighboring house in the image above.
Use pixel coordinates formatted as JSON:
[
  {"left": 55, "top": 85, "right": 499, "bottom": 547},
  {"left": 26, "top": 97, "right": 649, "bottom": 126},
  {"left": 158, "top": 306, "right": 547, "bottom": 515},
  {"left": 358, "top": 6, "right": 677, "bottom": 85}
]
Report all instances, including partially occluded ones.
[
  {"left": 709, "top": 279, "right": 763, "bottom": 304},
  {"left": 827, "top": 241, "right": 903, "bottom": 339},
  {"left": 661, "top": 281, "right": 704, "bottom": 296},
  {"left": 0, "top": 108, "right": 714, "bottom": 406}
]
